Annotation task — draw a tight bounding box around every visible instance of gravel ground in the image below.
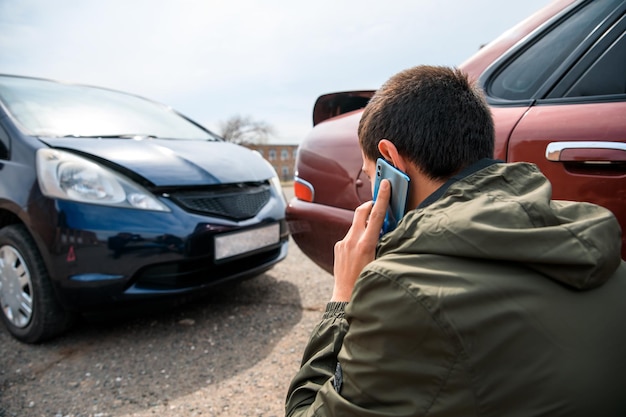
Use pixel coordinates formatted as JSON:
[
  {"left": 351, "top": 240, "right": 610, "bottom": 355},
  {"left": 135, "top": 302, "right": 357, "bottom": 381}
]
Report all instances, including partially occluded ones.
[{"left": 0, "top": 188, "right": 336, "bottom": 417}]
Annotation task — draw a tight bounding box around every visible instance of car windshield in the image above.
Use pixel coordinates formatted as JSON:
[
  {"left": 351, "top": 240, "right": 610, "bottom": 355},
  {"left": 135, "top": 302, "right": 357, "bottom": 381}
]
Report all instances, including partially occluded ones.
[{"left": 0, "top": 76, "right": 219, "bottom": 140}]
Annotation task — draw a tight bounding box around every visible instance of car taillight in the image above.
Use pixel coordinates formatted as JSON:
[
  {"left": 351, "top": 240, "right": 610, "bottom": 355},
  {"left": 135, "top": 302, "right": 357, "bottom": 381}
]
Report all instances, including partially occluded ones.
[{"left": 294, "top": 177, "right": 314, "bottom": 202}]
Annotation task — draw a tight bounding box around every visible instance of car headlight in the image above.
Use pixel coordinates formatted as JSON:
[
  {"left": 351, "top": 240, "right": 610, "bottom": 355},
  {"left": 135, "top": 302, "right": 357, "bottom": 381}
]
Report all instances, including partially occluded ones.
[
  {"left": 251, "top": 150, "right": 285, "bottom": 202},
  {"left": 36, "top": 149, "right": 170, "bottom": 211},
  {"left": 269, "top": 175, "right": 283, "bottom": 196}
]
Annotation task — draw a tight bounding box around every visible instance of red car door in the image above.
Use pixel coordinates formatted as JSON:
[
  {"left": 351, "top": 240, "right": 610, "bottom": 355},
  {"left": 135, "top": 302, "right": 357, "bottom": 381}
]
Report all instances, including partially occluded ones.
[
  {"left": 507, "top": 101, "right": 626, "bottom": 258},
  {"left": 488, "top": 1, "right": 626, "bottom": 258}
]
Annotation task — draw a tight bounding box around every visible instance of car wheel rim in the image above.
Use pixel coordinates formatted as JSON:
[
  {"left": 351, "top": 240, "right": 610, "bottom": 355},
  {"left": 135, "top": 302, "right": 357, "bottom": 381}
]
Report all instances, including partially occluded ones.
[{"left": 0, "top": 245, "right": 33, "bottom": 328}]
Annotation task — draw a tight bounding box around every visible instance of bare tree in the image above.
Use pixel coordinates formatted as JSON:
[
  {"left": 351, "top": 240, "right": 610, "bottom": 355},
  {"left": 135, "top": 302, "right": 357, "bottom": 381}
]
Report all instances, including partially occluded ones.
[{"left": 218, "top": 115, "right": 275, "bottom": 145}]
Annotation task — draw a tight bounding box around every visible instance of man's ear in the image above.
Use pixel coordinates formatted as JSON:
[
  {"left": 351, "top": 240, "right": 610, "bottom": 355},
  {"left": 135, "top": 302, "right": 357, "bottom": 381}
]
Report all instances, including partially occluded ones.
[{"left": 378, "top": 139, "right": 409, "bottom": 172}]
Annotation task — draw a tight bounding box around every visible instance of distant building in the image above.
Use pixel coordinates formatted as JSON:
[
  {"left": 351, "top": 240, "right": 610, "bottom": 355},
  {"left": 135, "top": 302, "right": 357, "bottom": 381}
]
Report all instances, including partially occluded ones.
[{"left": 244, "top": 144, "right": 299, "bottom": 182}]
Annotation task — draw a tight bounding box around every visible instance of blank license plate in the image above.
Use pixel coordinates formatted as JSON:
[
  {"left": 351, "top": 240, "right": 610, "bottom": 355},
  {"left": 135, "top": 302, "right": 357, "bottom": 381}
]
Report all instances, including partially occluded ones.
[{"left": 214, "top": 223, "right": 280, "bottom": 261}]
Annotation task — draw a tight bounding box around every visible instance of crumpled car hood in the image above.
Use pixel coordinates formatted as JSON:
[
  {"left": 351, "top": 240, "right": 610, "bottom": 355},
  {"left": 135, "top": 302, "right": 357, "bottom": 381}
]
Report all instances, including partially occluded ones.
[{"left": 40, "top": 137, "right": 276, "bottom": 186}]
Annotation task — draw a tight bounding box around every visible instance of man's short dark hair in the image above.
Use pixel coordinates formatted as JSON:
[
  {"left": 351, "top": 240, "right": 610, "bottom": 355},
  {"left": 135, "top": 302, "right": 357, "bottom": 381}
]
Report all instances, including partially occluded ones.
[{"left": 358, "top": 65, "right": 495, "bottom": 180}]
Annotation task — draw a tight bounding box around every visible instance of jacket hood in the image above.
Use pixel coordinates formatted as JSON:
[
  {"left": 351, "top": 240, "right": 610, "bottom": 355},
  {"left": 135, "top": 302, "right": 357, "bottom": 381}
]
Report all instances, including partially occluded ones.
[
  {"left": 40, "top": 137, "right": 276, "bottom": 186},
  {"left": 379, "top": 162, "right": 622, "bottom": 290}
]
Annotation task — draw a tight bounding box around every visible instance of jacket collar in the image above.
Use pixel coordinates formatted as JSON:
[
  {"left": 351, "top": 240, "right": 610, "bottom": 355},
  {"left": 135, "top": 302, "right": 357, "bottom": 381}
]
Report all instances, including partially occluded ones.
[{"left": 417, "top": 158, "right": 501, "bottom": 210}]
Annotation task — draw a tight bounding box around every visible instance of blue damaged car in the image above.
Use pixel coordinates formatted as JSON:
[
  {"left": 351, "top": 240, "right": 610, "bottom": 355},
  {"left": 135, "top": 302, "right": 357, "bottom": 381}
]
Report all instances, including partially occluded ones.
[{"left": 0, "top": 75, "right": 289, "bottom": 343}]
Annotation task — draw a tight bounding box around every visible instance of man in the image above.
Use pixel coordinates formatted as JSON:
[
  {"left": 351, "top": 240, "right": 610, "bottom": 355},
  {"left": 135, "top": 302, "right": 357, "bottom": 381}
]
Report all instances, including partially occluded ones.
[{"left": 285, "top": 65, "right": 626, "bottom": 416}]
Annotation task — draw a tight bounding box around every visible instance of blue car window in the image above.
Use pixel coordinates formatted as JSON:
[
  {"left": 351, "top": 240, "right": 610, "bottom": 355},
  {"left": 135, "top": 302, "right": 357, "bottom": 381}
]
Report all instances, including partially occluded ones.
[{"left": 0, "top": 76, "right": 219, "bottom": 141}]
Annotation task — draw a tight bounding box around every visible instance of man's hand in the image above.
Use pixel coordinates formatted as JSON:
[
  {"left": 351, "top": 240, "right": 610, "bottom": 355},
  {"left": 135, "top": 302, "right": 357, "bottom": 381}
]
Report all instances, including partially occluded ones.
[{"left": 331, "top": 179, "right": 391, "bottom": 302}]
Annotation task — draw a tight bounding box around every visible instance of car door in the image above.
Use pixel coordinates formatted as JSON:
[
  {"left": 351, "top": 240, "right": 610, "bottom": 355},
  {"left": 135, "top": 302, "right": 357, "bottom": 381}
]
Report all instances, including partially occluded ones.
[{"left": 504, "top": 2, "right": 626, "bottom": 257}]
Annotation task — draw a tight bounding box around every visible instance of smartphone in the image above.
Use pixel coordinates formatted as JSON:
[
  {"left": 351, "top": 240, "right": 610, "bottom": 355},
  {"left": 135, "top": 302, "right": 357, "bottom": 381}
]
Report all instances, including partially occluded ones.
[{"left": 372, "top": 158, "right": 410, "bottom": 235}]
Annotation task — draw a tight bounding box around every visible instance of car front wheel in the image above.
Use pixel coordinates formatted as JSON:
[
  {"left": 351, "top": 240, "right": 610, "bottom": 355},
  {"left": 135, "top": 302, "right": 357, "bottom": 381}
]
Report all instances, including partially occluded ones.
[{"left": 0, "top": 224, "right": 73, "bottom": 343}]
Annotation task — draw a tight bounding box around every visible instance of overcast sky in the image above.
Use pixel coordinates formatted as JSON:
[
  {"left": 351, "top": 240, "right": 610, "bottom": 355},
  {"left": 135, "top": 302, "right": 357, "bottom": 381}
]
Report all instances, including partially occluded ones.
[{"left": 0, "top": 0, "right": 551, "bottom": 144}]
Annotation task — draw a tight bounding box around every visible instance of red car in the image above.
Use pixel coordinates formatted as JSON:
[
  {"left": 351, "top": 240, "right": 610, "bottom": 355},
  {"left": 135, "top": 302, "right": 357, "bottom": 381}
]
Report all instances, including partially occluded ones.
[{"left": 287, "top": 0, "right": 626, "bottom": 274}]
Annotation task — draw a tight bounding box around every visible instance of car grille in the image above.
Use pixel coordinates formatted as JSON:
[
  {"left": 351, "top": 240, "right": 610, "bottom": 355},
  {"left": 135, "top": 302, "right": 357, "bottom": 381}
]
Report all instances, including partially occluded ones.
[{"left": 168, "top": 184, "right": 271, "bottom": 220}]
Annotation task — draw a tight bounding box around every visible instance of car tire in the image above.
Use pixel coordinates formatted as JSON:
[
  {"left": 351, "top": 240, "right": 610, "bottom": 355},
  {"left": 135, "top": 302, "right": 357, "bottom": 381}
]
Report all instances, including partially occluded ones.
[{"left": 0, "top": 224, "right": 74, "bottom": 343}]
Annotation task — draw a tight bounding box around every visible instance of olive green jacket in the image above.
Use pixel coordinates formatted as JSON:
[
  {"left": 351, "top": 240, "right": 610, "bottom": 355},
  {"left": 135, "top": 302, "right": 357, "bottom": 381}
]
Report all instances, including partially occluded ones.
[{"left": 286, "top": 161, "right": 626, "bottom": 416}]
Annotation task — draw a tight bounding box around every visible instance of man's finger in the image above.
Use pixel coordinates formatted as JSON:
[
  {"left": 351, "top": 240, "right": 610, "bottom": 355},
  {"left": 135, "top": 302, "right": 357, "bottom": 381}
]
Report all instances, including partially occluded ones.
[
  {"left": 351, "top": 201, "right": 374, "bottom": 231},
  {"left": 366, "top": 179, "right": 390, "bottom": 237}
]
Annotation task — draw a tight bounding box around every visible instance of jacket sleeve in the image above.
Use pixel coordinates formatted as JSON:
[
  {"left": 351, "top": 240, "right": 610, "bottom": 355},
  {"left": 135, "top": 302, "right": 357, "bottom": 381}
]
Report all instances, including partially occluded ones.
[
  {"left": 285, "top": 269, "right": 471, "bottom": 417},
  {"left": 286, "top": 301, "right": 349, "bottom": 417}
]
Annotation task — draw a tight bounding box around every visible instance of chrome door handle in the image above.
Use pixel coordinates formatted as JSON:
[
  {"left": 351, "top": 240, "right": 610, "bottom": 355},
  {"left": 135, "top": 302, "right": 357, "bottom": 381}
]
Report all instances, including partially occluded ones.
[{"left": 546, "top": 141, "right": 626, "bottom": 163}]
